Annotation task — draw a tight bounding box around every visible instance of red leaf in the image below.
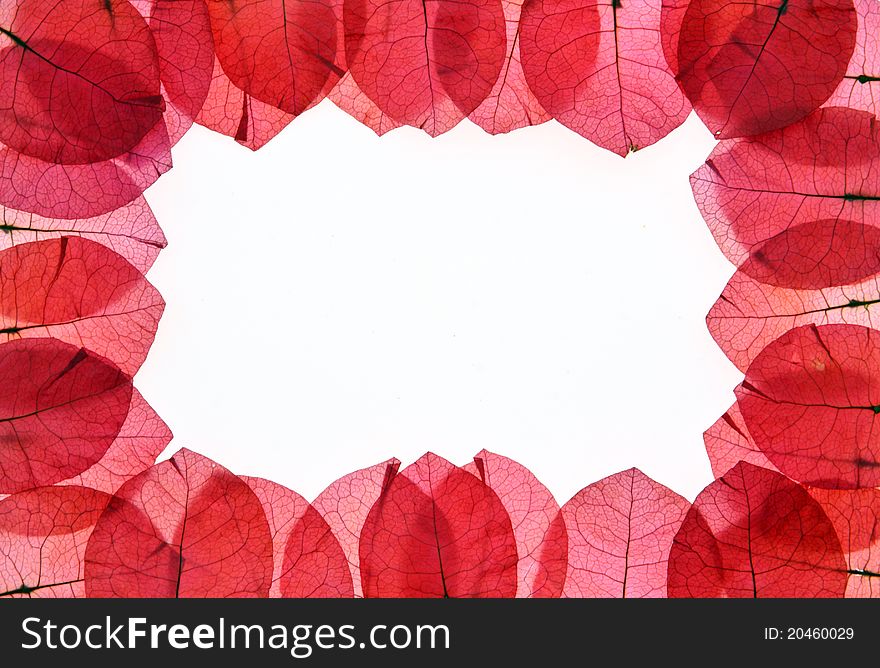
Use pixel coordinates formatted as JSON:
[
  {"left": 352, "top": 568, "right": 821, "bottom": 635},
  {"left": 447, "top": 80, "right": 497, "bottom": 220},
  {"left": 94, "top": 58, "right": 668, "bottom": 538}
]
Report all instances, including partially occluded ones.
[
  {"left": 825, "top": 0, "right": 879, "bottom": 117},
  {"left": 329, "top": 73, "right": 403, "bottom": 136},
  {"left": 0, "top": 389, "right": 168, "bottom": 502},
  {"left": 242, "top": 476, "right": 353, "bottom": 598},
  {"left": 709, "top": 263, "right": 880, "bottom": 372},
  {"left": 206, "top": 0, "right": 341, "bottom": 116},
  {"left": 359, "top": 452, "right": 518, "bottom": 597},
  {"left": 133, "top": 0, "right": 215, "bottom": 145},
  {"left": 659, "top": 0, "right": 687, "bottom": 75},
  {"left": 692, "top": 107, "right": 880, "bottom": 281},
  {"left": 704, "top": 402, "right": 776, "bottom": 479},
  {"left": 0, "top": 197, "right": 167, "bottom": 272},
  {"left": 0, "top": 118, "right": 172, "bottom": 220},
  {"left": 0, "top": 486, "right": 111, "bottom": 598},
  {"left": 84, "top": 448, "right": 273, "bottom": 597},
  {"left": 673, "top": 0, "right": 856, "bottom": 138},
  {"left": 463, "top": 450, "right": 567, "bottom": 597},
  {"left": 520, "top": 0, "right": 690, "bottom": 155},
  {"left": 343, "top": 0, "right": 507, "bottom": 136},
  {"left": 468, "top": 0, "right": 550, "bottom": 134},
  {"left": 736, "top": 219, "right": 880, "bottom": 291},
  {"left": 0, "top": 339, "right": 132, "bottom": 495},
  {"left": 562, "top": 468, "right": 689, "bottom": 597},
  {"left": 0, "top": 0, "right": 165, "bottom": 164},
  {"left": 0, "top": 238, "right": 164, "bottom": 376},
  {"left": 737, "top": 323, "right": 880, "bottom": 489},
  {"left": 196, "top": 58, "right": 295, "bottom": 150},
  {"left": 668, "top": 462, "right": 847, "bottom": 597},
  {"left": 311, "top": 458, "right": 400, "bottom": 597},
  {"left": 809, "top": 487, "right": 880, "bottom": 597},
  {"left": 197, "top": 0, "right": 346, "bottom": 146}
]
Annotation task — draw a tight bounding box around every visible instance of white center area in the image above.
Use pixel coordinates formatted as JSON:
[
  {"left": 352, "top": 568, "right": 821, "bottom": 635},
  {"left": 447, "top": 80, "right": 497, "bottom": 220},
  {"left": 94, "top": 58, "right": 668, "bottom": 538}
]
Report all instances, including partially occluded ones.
[{"left": 137, "top": 103, "right": 740, "bottom": 503}]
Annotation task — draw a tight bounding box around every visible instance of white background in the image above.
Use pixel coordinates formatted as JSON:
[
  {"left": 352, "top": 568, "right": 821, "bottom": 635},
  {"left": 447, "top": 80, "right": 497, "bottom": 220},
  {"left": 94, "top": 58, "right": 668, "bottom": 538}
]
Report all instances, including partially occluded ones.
[{"left": 137, "top": 102, "right": 742, "bottom": 503}]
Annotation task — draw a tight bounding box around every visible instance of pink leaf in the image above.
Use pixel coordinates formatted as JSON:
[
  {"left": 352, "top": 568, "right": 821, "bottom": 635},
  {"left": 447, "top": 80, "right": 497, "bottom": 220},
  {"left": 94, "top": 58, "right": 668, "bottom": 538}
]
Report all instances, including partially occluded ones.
[
  {"left": 0, "top": 197, "right": 166, "bottom": 273},
  {"left": 709, "top": 262, "right": 880, "bottom": 372},
  {"left": 0, "top": 119, "right": 172, "bottom": 220},
  {"left": 329, "top": 73, "right": 402, "bottom": 136},
  {"left": 704, "top": 402, "right": 776, "bottom": 479},
  {"left": 736, "top": 219, "right": 880, "bottom": 292},
  {"left": 825, "top": 0, "right": 880, "bottom": 117},
  {"left": 0, "top": 486, "right": 111, "bottom": 598},
  {"left": 468, "top": 0, "right": 551, "bottom": 134},
  {"left": 521, "top": 0, "right": 690, "bottom": 155},
  {"left": 0, "top": 388, "right": 168, "bottom": 500},
  {"left": 0, "top": 398, "right": 165, "bottom": 504},
  {"left": 196, "top": 58, "right": 296, "bottom": 150},
  {"left": 311, "top": 458, "right": 400, "bottom": 597},
  {"left": 659, "top": 0, "right": 687, "bottom": 75},
  {"left": 562, "top": 468, "right": 689, "bottom": 597},
  {"left": 242, "top": 476, "right": 353, "bottom": 598},
  {"left": 59, "top": 389, "right": 171, "bottom": 495}
]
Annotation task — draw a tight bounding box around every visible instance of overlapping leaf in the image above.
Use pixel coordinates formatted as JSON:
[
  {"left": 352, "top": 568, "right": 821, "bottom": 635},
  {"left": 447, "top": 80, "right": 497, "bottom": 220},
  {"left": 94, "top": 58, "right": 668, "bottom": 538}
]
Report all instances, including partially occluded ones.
[
  {"left": 0, "top": 0, "right": 873, "bottom": 602},
  {"left": 659, "top": 0, "right": 686, "bottom": 75},
  {"left": 0, "top": 117, "right": 172, "bottom": 220},
  {"left": 562, "top": 468, "right": 688, "bottom": 597},
  {"left": 312, "top": 458, "right": 400, "bottom": 597},
  {"left": 133, "top": 0, "right": 215, "bottom": 145},
  {"left": 343, "top": 0, "right": 507, "bottom": 136},
  {"left": 84, "top": 449, "right": 273, "bottom": 597},
  {"left": 0, "top": 238, "right": 163, "bottom": 376},
  {"left": 0, "top": 486, "right": 111, "bottom": 597},
  {"left": 737, "top": 323, "right": 880, "bottom": 489},
  {"left": 703, "top": 402, "right": 776, "bottom": 478},
  {"left": 469, "top": 0, "right": 550, "bottom": 134},
  {"left": 0, "top": 388, "right": 167, "bottom": 501},
  {"left": 0, "top": 0, "right": 165, "bottom": 164},
  {"left": 691, "top": 107, "right": 880, "bottom": 283},
  {"left": 0, "top": 0, "right": 172, "bottom": 218},
  {"left": 243, "top": 476, "right": 353, "bottom": 598},
  {"left": 463, "top": 450, "right": 567, "bottom": 597},
  {"left": 0, "top": 198, "right": 166, "bottom": 272},
  {"left": 58, "top": 389, "right": 170, "bottom": 495},
  {"left": 709, "top": 261, "right": 880, "bottom": 372},
  {"left": 0, "top": 339, "right": 132, "bottom": 495},
  {"left": 826, "top": 0, "right": 879, "bottom": 117},
  {"left": 206, "top": 0, "right": 341, "bottom": 116},
  {"left": 520, "top": 0, "right": 690, "bottom": 155},
  {"left": 670, "top": 0, "right": 856, "bottom": 138},
  {"left": 809, "top": 487, "right": 880, "bottom": 597},
  {"left": 328, "top": 74, "right": 402, "bottom": 136},
  {"left": 668, "top": 462, "right": 847, "bottom": 597},
  {"left": 196, "top": 58, "right": 296, "bottom": 150},
  {"left": 359, "top": 452, "right": 518, "bottom": 597}
]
